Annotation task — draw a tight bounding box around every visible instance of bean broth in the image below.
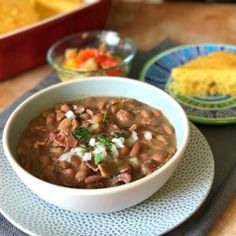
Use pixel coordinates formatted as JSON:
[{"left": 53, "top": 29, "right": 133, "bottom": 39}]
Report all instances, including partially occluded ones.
[{"left": 17, "top": 97, "right": 176, "bottom": 189}]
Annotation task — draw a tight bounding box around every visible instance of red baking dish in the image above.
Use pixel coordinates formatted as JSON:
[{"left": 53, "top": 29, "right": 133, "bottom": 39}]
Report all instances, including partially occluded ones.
[{"left": 0, "top": 0, "right": 112, "bottom": 81}]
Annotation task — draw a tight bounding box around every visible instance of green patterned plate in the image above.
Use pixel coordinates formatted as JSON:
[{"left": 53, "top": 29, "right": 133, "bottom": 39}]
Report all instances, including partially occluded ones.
[{"left": 139, "top": 44, "right": 236, "bottom": 125}]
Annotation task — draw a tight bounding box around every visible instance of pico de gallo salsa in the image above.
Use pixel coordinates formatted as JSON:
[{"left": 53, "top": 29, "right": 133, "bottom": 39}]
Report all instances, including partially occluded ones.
[{"left": 62, "top": 43, "right": 124, "bottom": 76}]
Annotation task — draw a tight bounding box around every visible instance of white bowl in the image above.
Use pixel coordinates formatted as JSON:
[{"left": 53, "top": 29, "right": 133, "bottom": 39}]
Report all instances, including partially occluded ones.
[{"left": 3, "top": 77, "right": 190, "bottom": 213}]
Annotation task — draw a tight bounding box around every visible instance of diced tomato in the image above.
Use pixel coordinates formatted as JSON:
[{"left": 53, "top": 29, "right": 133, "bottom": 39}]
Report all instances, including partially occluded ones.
[
  {"left": 105, "top": 68, "right": 124, "bottom": 76},
  {"left": 100, "top": 58, "right": 119, "bottom": 69},
  {"left": 76, "top": 49, "right": 97, "bottom": 64},
  {"left": 95, "top": 55, "right": 109, "bottom": 65}
]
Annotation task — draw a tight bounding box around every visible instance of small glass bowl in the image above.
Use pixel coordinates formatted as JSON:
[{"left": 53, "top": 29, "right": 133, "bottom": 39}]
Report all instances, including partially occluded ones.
[{"left": 47, "top": 30, "right": 136, "bottom": 81}]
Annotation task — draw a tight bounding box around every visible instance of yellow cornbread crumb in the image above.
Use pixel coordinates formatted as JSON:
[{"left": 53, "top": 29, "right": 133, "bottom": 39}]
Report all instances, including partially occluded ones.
[{"left": 170, "top": 51, "right": 236, "bottom": 96}]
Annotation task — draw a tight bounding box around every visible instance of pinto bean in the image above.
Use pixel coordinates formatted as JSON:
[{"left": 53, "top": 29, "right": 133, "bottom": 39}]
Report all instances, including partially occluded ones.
[
  {"left": 152, "top": 109, "right": 161, "bottom": 117},
  {"left": 92, "top": 113, "right": 104, "bottom": 123},
  {"left": 111, "top": 104, "right": 119, "bottom": 114},
  {"left": 58, "top": 118, "right": 71, "bottom": 130},
  {"left": 157, "top": 135, "right": 168, "bottom": 145},
  {"left": 140, "top": 110, "right": 153, "bottom": 118},
  {"left": 71, "top": 156, "right": 81, "bottom": 170},
  {"left": 151, "top": 150, "right": 168, "bottom": 163},
  {"left": 86, "top": 109, "right": 94, "bottom": 117},
  {"left": 116, "top": 109, "right": 133, "bottom": 127},
  {"left": 98, "top": 163, "right": 110, "bottom": 178},
  {"left": 46, "top": 113, "right": 55, "bottom": 125},
  {"left": 80, "top": 113, "right": 90, "bottom": 120},
  {"left": 39, "top": 155, "right": 51, "bottom": 168},
  {"left": 75, "top": 169, "right": 89, "bottom": 182},
  {"left": 71, "top": 119, "right": 80, "bottom": 130},
  {"left": 56, "top": 110, "right": 65, "bottom": 122},
  {"left": 61, "top": 104, "right": 71, "bottom": 112},
  {"left": 141, "top": 117, "right": 157, "bottom": 126},
  {"left": 151, "top": 138, "right": 165, "bottom": 148},
  {"left": 163, "top": 124, "right": 174, "bottom": 136},
  {"left": 139, "top": 153, "right": 149, "bottom": 162},
  {"left": 79, "top": 161, "right": 89, "bottom": 171},
  {"left": 64, "top": 168, "right": 75, "bottom": 178},
  {"left": 49, "top": 147, "right": 63, "bottom": 155},
  {"left": 119, "top": 145, "right": 130, "bottom": 157},
  {"left": 43, "top": 165, "right": 56, "bottom": 182},
  {"left": 62, "top": 168, "right": 75, "bottom": 187},
  {"left": 96, "top": 101, "right": 106, "bottom": 110},
  {"left": 129, "top": 142, "right": 142, "bottom": 157},
  {"left": 85, "top": 175, "right": 102, "bottom": 184},
  {"left": 58, "top": 160, "right": 71, "bottom": 169},
  {"left": 75, "top": 106, "right": 85, "bottom": 114},
  {"left": 141, "top": 159, "right": 159, "bottom": 176}
]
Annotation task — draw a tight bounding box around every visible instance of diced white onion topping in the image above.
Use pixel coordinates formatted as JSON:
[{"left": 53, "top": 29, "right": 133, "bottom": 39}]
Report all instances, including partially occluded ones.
[
  {"left": 82, "top": 152, "right": 92, "bottom": 161},
  {"left": 65, "top": 110, "right": 76, "bottom": 119},
  {"left": 111, "top": 137, "right": 125, "bottom": 148},
  {"left": 58, "top": 146, "right": 87, "bottom": 162},
  {"left": 73, "top": 146, "right": 87, "bottom": 158},
  {"left": 89, "top": 138, "right": 96, "bottom": 147},
  {"left": 58, "top": 152, "right": 73, "bottom": 162},
  {"left": 127, "top": 131, "right": 138, "bottom": 146},
  {"left": 144, "top": 131, "right": 152, "bottom": 141},
  {"left": 110, "top": 144, "right": 119, "bottom": 158},
  {"left": 93, "top": 145, "right": 107, "bottom": 158}
]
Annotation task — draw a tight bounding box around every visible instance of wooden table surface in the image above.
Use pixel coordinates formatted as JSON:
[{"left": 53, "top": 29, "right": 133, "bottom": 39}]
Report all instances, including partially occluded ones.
[{"left": 1, "top": 2, "right": 236, "bottom": 235}]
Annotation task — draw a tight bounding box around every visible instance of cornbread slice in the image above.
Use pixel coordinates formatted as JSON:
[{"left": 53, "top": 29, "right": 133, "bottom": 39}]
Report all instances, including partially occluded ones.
[{"left": 170, "top": 51, "right": 236, "bottom": 96}]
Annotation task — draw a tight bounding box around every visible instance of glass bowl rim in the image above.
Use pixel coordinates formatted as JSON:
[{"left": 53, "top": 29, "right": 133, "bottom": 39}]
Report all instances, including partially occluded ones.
[{"left": 47, "top": 30, "right": 137, "bottom": 75}]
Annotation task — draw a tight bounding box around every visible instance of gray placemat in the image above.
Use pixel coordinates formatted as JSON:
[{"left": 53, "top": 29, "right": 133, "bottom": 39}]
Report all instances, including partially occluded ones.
[{"left": 1, "top": 38, "right": 236, "bottom": 236}]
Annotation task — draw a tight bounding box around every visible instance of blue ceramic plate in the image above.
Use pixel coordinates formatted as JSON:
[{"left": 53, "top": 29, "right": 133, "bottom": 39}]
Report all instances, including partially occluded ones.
[{"left": 139, "top": 44, "right": 236, "bottom": 125}]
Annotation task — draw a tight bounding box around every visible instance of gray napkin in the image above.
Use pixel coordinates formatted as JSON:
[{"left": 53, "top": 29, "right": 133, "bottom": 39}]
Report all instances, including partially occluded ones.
[{"left": 1, "top": 39, "right": 236, "bottom": 236}]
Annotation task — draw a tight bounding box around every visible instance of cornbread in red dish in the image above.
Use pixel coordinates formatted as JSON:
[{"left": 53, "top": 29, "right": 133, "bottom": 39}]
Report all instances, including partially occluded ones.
[{"left": 0, "top": 0, "right": 111, "bottom": 81}]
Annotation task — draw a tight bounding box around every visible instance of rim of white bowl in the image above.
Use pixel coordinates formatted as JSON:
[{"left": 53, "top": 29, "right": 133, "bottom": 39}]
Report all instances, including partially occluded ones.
[{"left": 3, "top": 76, "right": 190, "bottom": 196}]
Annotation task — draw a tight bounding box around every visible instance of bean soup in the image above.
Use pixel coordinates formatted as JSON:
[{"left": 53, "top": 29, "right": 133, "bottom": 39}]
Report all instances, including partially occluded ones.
[{"left": 17, "top": 97, "right": 176, "bottom": 189}]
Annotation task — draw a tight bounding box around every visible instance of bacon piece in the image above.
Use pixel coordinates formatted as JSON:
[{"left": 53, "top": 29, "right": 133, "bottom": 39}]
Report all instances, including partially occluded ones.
[
  {"left": 111, "top": 172, "right": 132, "bottom": 185},
  {"left": 48, "top": 131, "right": 78, "bottom": 150}
]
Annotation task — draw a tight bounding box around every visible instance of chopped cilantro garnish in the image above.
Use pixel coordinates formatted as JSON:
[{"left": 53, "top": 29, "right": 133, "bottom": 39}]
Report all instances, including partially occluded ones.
[
  {"left": 115, "top": 132, "right": 126, "bottom": 138},
  {"left": 94, "top": 153, "right": 103, "bottom": 165},
  {"left": 72, "top": 127, "right": 92, "bottom": 143},
  {"left": 98, "top": 134, "right": 112, "bottom": 150}
]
